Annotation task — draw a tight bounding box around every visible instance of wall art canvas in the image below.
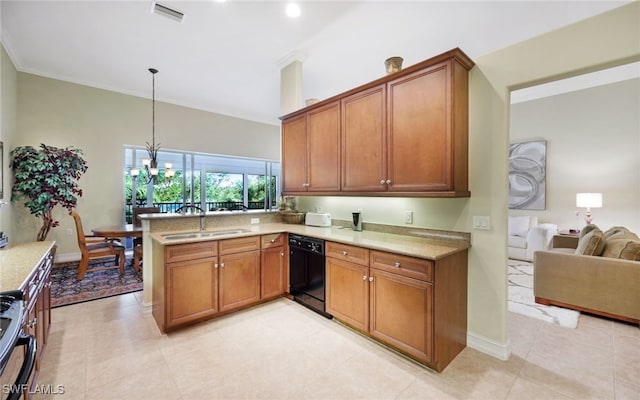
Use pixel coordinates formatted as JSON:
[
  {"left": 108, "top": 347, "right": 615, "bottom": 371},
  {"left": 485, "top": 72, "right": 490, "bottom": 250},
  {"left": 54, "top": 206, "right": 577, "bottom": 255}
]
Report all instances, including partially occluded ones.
[{"left": 509, "top": 140, "right": 546, "bottom": 210}]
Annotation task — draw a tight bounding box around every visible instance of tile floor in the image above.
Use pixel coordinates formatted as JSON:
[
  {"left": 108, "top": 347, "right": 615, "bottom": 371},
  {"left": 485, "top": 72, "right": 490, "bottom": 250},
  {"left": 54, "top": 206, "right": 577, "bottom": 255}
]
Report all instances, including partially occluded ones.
[{"left": 33, "top": 293, "right": 639, "bottom": 400}]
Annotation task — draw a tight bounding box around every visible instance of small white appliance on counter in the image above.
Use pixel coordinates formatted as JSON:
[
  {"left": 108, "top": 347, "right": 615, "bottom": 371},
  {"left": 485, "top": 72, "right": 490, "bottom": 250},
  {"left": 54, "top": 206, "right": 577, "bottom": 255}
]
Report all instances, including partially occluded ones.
[{"left": 305, "top": 212, "right": 332, "bottom": 227}]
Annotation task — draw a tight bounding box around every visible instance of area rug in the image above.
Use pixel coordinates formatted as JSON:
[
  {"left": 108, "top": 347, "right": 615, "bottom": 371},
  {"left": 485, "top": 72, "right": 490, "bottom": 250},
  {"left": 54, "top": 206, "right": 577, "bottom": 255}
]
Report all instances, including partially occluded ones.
[
  {"left": 51, "top": 256, "right": 142, "bottom": 308},
  {"left": 508, "top": 259, "right": 580, "bottom": 328}
]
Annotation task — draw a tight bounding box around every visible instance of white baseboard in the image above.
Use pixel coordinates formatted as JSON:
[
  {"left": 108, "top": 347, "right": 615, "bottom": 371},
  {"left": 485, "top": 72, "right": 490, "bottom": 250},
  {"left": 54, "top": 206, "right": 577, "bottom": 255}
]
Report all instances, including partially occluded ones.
[
  {"left": 54, "top": 252, "right": 81, "bottom": 263},
  {"left": 467, "top": 331, "right": 511, "bottom": 361},
  {"left": 54, "top": 250, "right": 134, "bottom": 264}
]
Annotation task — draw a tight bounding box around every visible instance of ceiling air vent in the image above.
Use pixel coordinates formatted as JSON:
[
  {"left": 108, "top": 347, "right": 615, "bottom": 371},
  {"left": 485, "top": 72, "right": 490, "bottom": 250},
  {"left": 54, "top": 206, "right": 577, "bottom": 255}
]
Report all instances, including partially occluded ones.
[{"left": 152, "top": 2, "right": 185, "bottom": 23}]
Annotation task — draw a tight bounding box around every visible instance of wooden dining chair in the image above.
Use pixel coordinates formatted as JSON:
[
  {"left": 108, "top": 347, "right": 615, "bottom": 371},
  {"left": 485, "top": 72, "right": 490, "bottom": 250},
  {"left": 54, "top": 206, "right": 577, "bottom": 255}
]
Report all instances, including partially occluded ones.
[
  {"left": 70, "top": 211, "right": 125, "bottom": 281},
  {"left": 132, "top": 206, "right": 160, "bottom": 272}
]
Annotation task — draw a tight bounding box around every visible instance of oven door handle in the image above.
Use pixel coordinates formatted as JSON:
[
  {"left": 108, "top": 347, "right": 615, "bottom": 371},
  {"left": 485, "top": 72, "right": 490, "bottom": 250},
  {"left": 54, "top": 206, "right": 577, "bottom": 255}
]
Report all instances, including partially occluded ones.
[{"left": 6, "top": 333, "right": 37, "bottom": 400}]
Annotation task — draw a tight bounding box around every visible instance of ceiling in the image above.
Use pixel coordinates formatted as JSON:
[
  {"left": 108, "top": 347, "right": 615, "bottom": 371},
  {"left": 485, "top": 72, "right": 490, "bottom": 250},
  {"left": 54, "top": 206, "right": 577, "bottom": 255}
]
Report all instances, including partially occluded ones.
[{"left": 1, "top": 1, "right": 633, "bottom": 126}]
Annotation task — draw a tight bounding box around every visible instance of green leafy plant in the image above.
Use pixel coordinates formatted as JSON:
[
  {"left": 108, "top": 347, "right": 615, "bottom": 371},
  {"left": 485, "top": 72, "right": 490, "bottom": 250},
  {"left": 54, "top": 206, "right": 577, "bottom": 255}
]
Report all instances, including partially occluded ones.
[{"left": 10, "top": 144, "right": 88, "bottom": 241}]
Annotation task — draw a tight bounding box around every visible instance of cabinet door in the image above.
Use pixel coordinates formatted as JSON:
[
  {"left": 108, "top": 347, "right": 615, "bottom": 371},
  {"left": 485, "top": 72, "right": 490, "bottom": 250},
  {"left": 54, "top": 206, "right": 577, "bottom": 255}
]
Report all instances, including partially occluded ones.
[
  {"left": 307, "top": 101, "right": 340, "bottom": 191},
  {"left": 387, "top": 62, "right": 452, "bottom": 192},
  {"left": 341, "top": 85, "right": 387, "bottom": 192},
  {"left": 166, "top": 258, "right": 218, "bottom": 327},
  {"left": 219, "top": 250, "right": 261, "bottom": 312},
  {"left": 282, "top": 114, "right": 308, "bottom": 192},
  {"left": 369, "top": 268, "right": 433, "bottom": 363},
  {"left": 326, "top": 257, "right": 369, "bottom": 332},
  {"left": 261, "top": 246, "right": 285, "bottom": 299}
]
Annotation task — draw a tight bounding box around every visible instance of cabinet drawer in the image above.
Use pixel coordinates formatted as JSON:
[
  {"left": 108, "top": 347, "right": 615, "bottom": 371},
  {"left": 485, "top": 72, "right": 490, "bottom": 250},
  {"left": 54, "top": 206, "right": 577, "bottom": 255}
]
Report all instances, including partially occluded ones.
[
  {"left": 220, "top": 236, "right": 260, "bottom": 255},
  {"left": 326, "top": 242, "right": 369, "bottom": 266},
  {"left": 166, "top": 241, "right": 218, "bottom": 263},
  {"left": 261, "top": 233, "right": 284, "bottom": 249},
  {"left": 370, "top": 251, "right": 433, "bottom": 282}
]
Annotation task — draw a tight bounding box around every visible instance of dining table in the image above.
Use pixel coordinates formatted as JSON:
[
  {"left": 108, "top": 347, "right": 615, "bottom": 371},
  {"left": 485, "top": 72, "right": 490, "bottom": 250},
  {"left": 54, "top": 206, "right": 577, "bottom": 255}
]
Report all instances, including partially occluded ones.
[{"left": 91, "top": 224, "right": 142, "bottom": 239}]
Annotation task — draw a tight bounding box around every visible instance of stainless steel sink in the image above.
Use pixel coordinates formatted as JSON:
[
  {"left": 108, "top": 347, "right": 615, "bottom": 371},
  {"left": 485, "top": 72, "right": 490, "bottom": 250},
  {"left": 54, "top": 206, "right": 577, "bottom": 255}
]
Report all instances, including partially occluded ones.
[{"left": 163, "top": 229, "right": 249, "bottom": 240}]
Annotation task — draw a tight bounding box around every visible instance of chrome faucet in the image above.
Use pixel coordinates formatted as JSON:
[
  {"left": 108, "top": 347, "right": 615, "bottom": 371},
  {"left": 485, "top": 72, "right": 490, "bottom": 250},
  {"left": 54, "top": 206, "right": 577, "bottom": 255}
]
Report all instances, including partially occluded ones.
[{"left": 199, "top": 212, "right": 206, "bottom": 231}]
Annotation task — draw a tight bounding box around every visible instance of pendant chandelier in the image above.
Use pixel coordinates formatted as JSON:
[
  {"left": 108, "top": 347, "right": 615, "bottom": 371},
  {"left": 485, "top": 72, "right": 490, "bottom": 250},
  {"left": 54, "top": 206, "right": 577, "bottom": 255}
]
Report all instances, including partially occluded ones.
[{"left": 130, "top": 68, "right": 175, "bottom": 184}]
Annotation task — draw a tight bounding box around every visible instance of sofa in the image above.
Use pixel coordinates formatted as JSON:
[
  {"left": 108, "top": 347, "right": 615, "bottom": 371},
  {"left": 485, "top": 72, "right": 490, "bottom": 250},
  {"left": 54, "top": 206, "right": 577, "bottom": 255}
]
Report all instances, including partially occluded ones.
[
  {"left": 534, "top": 225, "right": 640, "bottom": 325},
  {"left": 508, "top": 215, "right": 558, "bottom": 261}
]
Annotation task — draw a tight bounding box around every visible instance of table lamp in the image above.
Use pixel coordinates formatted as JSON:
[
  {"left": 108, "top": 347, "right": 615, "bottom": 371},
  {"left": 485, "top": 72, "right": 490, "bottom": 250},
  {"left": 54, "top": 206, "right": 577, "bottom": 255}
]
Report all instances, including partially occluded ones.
[{"left": 576, "top": 193, "right": 603, "bottom": 225}]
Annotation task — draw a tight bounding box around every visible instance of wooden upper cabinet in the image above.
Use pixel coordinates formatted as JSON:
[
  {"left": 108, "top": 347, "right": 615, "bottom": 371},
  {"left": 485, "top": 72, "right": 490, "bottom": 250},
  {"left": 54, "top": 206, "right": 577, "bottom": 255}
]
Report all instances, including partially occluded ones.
[
  {"left": 387, "top": 63, "right": 450, "bottom": 192},
  {"left": 282, "top": 114, "right": 307, "bottom": 193},
  {"left": 281, "top": 48, "right": 473, "bottom": 197},
  {"left": 341, "top": 85, "right": 387, "bottom": 192},
  {"left": 307, "top": 101, "right": 340, "bottom": 191}
]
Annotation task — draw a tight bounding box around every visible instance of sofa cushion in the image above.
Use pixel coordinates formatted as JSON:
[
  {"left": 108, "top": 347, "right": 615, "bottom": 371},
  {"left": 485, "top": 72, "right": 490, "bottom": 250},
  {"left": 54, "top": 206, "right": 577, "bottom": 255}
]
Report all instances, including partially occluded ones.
[
  {"left": 604, "top": 226, "right": 640, "bottom": 241},
  {"left": 508, "top": 216, "right": 531, "bottom": 237},
  {"left": 579, "top": 224, "right": 599, "bottom": 240},
  {"left": 602, "top": 238, "right": 640, "bottom": 261},
  {"left": 508, "top": 235, "right": 527, "bottom": 249},
  {"left": 575, "top": 227, "right": 606, "bottom": 256}
]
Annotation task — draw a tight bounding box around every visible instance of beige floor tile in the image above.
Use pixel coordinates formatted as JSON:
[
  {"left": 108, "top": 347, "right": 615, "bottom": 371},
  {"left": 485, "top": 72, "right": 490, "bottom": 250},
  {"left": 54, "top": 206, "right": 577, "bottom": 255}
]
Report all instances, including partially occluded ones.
[
  {"left": 439, "top": 347, "right": 520, "bottom": 399},
  {"left": 85, "top": 339, "right": 164, "bottom": 389},
  {"left": 508, "top": 311, "right": 543, "bottom": 358},
  {"left": 40, "top": 292, "right": 639, "bottom": 400},
  {"left": 86, "top": 361, "right": 181, "bottom": 400},
  {"left": 615, "top": 379, "right": 640, "bottom": 400},
  {"left": 506, "top": 376, "right": 573, "bottom": 400}
]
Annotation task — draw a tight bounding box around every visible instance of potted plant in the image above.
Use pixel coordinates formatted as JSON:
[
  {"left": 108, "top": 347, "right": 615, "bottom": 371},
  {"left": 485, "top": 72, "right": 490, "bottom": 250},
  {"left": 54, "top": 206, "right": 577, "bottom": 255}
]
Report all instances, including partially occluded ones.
[{"left": 10, "top": 143, "right": 88, "bottom": 241}]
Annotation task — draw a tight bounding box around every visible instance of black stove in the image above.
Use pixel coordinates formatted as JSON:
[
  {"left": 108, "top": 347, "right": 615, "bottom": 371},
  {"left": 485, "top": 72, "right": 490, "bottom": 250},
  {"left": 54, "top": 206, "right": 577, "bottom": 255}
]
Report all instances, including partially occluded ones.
[
  {"left": 0, "top": 290, "right": 24, "bottom": 375},
  {"left": 0, "top": 290, "right": 37, "bottom": 400}
]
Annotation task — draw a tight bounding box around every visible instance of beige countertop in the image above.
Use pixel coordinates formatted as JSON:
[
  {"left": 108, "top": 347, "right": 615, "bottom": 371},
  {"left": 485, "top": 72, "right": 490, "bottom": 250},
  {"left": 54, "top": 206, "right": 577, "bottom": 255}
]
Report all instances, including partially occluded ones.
[
  {"left": 150, "top": 223, "right": 469, "bottom": 260},
  {"left": 0, "top": 241, "right": 56, "bottom": 291}
]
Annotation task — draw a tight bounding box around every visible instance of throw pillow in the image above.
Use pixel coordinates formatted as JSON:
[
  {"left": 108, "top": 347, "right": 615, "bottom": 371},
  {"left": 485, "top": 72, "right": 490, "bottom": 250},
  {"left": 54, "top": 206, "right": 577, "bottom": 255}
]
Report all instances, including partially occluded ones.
[
  {"left": 575, "top": 227, "right": 606, "bottom": 256},
  {"left": 603, "top": 226, "right": 639, "bottom": 241},
  {"left": 602, "top": 238, "right": 640, "bottom": 261},
  {"left": 579, "top": 224, "right": 599, "bottom": 240},
  {"left": 508, "top": 216, "right": 530, "bottom": 237}
]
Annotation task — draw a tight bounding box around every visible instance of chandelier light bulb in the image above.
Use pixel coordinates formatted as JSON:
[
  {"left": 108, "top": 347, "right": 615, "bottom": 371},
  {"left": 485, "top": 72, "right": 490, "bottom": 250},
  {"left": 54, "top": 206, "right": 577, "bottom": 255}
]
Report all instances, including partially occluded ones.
[{"left": 285, "top": 3, "right": 301, "bottom": 18}]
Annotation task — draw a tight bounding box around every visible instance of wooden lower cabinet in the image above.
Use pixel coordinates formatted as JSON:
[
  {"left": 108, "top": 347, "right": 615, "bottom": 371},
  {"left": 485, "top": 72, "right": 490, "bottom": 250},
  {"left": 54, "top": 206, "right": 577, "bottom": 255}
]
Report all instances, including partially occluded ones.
[
  {"left": 18, "top": 244, "right": 55, "bottom": 399},
  {"left": 369, "top": 268, "right": 433, "bottom": 363},
  {"left": 154, "top": 235, "right": 285, "bottom": 333},
  {"left": 219, "top": 250, "right": 260, "bottom": 312},
  {"left": 326, "top": 257, "right": 369, "bottom": 331},
  {"left": 326, "top": 241, "right": 467, "bottom": 372},
  {"left": 261, "top": 246, "right": 285, "bottom": 299},
  {"left": 166, "top": 258, "right": 219, "bottom": 327}
]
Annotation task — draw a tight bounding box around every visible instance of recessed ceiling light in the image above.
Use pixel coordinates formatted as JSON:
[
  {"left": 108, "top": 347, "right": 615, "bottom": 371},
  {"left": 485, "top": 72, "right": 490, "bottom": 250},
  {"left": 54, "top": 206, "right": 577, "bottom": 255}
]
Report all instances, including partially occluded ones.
[{"left": 285, "top": 3, "right": 301, "bottom": 18}]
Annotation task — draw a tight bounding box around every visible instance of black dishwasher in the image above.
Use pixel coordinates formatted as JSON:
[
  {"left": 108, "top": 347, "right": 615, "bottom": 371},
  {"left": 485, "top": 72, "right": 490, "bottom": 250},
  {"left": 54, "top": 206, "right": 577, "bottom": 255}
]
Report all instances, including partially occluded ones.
[{"left": 288, "top": 234, "right": 332, "bottom": 319}]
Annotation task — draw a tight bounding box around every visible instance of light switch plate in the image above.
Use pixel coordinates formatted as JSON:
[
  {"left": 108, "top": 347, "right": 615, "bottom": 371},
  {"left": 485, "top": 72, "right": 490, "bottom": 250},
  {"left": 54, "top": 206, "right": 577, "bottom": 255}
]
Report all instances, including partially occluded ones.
[{"left": 473, "top": 216, "right": 491, "bottom": 230}]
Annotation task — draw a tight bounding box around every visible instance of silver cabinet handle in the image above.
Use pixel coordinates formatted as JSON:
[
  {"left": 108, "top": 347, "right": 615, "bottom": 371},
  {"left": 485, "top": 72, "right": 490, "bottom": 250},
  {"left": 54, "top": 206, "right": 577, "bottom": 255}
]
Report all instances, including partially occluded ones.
[
  {"left": 280, "top": 252, "right": 284, "bottom": 257},
  {"left": 368, "top": 277, "right": 374, "bottom": 282},
  {"left": 395, "top": 262, "right": 401, "bottom": 268},
  {"left": 27, "top": 318, "right": 37, "bottom": 328},
  {"left": 380, "top": 179, "right": 385, "bottom": 184},
  {"left": 362, "top": 275, "right": 367, "bottom": 281},
  {"left": 221, "top": 263, "right": 225, "bottom": 268},
  {"left": 271, "top": 238, "right": 276, "bottom": 243},
  {"left": 342, "top": 251, "right": 348, "bottom": 256},
  {"left": 386, "top": 179, "right": 392, "bottom": 184},
  {"left": 215, "top": 263, "right": 219, "bottom": 269}
]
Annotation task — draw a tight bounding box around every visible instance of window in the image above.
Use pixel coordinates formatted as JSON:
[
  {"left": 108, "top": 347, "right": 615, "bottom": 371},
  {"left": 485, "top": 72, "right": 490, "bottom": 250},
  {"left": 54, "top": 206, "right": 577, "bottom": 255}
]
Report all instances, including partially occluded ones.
[{"left": 124, "top": 147, "right": 280, "bottom": 222}]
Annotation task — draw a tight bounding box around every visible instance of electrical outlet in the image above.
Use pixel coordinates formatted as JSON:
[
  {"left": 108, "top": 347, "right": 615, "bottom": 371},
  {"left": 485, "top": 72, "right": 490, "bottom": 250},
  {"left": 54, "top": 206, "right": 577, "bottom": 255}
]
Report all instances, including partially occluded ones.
[
  {"left": 250, "top": 218, "right": 260, "bottom": 224},
  {"left": 66, "top": 228, "right": 73, "bottom": 236},
  {"left": 404, "top": 211, "right": 413, "bottom": 224}
]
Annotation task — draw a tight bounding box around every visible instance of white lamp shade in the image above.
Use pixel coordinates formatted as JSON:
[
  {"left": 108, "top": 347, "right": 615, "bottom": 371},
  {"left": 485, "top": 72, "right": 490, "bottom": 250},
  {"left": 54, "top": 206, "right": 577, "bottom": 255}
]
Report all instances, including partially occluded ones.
[{"left": 576, "top": 193, "right": 603, "bottom": 208}]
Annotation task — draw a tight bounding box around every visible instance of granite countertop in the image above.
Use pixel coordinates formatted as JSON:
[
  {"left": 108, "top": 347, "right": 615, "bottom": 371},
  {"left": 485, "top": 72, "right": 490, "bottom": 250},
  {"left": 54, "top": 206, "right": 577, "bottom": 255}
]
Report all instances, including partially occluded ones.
[
  {"left": 150, "top": 223, "right": 469, "bottom": 260},
  {"left": 0, "top": 241, "right": 56, "bottom": 291}
]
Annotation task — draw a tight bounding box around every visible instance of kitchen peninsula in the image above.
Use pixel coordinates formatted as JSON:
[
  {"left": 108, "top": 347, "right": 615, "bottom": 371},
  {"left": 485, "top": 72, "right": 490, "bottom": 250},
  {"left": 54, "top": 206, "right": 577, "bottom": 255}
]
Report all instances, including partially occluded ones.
[{"left": 143, "top": 211, "right": 470, "bottom": 371}]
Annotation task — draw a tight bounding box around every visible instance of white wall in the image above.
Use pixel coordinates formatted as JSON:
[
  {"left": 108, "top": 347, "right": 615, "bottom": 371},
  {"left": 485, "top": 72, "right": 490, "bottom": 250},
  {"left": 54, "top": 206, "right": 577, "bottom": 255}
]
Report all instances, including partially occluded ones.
[
  {"left": 12, "top": 73, "right": 280, "bottom": 255},
  {"left": 510, "top": 78, "right": 640, "bottom": 233},
  {"left": 0, "top": 44, "right": 18, "bottom": 241}
]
